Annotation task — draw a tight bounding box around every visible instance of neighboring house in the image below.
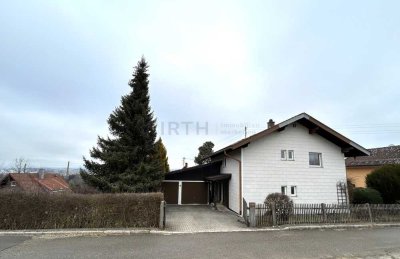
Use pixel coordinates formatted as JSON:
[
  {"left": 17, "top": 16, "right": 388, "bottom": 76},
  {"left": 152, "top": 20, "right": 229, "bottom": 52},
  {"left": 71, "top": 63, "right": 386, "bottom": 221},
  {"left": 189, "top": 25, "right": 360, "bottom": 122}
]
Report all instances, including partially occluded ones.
[
  {"left": 163, "top": 113, "right": 370, "bottom": 215},
  {"left": 346, "top": 145, "right": 400, "bottom": 187},
  {"left": 0, "top": 172, "right": 72, "bottom": 193}
]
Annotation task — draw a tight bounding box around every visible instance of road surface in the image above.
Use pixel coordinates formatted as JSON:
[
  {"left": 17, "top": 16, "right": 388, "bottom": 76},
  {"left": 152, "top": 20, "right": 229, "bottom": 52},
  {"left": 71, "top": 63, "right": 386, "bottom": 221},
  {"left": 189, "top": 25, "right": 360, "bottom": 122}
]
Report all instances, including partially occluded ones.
[{"left": 1, "top": 227, "right": 399, "bottom": 258}]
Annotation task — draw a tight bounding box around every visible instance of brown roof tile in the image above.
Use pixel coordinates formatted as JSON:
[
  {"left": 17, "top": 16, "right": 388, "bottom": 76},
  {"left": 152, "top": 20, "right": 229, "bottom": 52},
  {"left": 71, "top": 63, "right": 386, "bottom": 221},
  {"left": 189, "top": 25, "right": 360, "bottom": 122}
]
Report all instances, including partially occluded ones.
[
  {"left": 9, "top": 173, "right": 71, "bottom": 193},
  {"left": 345, "top": 145, "right": 400, "bottom": 167}
]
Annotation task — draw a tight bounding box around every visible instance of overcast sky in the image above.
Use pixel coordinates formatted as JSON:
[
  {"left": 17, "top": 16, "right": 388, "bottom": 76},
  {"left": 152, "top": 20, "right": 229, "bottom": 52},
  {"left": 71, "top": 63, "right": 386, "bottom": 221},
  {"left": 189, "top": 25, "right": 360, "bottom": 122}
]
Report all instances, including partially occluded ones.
[{"left": 1, "top": 0, "right": 400, "bottom": 170}]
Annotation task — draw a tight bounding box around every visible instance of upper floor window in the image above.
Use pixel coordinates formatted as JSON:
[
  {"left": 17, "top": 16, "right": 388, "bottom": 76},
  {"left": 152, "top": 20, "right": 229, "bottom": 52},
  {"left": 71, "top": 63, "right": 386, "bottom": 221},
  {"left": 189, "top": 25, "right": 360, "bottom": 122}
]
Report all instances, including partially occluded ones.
[
  {"left": 281, "top": 150, "right": 287, "bottom": 160},
  {"left": 288, "top": 150, "right": 294, "bottom": 160},
  {"left": 281, "top": 150, "right": 294, "bottom": 161},
  {"left": 10, "top": 181, "right": 16, "bottom": 187},
  {"left": 309, "top": 152, "right": 322, "bottom": 167}
]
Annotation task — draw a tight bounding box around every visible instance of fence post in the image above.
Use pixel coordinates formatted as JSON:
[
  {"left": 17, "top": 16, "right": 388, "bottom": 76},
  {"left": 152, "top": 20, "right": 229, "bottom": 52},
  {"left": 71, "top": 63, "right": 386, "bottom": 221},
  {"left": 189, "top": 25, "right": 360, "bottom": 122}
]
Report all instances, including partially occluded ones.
[
  {"left": 271, "top": 202, "right": 277, "bottom": 226},
  {"left": 321, "top": 203, "right": 327, "bottom": 223},
  {"left": 249, "top": 202, "right": 256, "bottom": 227},
  {"left": 366, "top": 203, "right": 373, "bottom": 224},
  {"left": 159, "top": 200, "right": 166, "bottom": 229},
  {"left": 243, "top": 198, "right": 249, "bottom": 227}
]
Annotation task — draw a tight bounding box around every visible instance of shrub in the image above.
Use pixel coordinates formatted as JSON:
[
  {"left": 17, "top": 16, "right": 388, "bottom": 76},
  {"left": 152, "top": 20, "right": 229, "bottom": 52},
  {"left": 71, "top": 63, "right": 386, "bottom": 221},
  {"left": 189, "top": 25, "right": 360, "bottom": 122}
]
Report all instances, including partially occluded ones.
[
  {"left": 366, "top": 165, "right": 400, "bottom": 203},
  {"left": 264, "top": 193, "right": 293, "bottom": 221},
  {"left": 347, "top": 178, "right": 356, "bottom": 203},
  {"left": 264, "top": 192, "right": 292, "bottom": 206},
  {"left": 352, "top": 188, "right": 383, "bottom": 204},
  {"left": 0, "top": 190, "right": 163, "bottom": 229}
]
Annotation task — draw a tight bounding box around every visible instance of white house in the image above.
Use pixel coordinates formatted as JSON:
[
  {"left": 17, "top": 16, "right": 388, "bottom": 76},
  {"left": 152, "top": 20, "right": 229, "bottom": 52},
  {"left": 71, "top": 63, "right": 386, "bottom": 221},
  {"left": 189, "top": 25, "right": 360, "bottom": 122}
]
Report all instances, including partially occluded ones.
[{"left": 163, "top": 113, "right": 370, "bottom": 215}]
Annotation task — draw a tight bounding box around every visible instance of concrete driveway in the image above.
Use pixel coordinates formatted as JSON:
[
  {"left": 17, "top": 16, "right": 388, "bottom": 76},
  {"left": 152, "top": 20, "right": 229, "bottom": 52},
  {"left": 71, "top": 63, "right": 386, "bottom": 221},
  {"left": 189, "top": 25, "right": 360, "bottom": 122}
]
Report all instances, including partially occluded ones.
[{"left": 165, "top": 205, "right": 247, "bottom": 232}]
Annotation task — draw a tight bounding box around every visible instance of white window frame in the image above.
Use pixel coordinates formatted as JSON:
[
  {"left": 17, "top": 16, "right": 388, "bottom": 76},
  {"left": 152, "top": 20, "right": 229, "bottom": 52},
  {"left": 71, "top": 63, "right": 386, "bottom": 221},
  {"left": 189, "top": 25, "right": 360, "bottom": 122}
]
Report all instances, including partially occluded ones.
[
  {"left": 10, "top": 181, "right": 16, "bottom": 187},
  {"left": 309, "top": 152, "right": 322, "bottom": 167},
  {"left": 288, "top": 150, "right": 294, "bottom": 161},
  {"left": 281, "top": 186, "right": 287, "bottom": 195},
  {"left": 290, "top": 186, "right": 297, "bottom": 197},
  {"left": 281, "top": 150, "right": 287, "bottom": 160}
]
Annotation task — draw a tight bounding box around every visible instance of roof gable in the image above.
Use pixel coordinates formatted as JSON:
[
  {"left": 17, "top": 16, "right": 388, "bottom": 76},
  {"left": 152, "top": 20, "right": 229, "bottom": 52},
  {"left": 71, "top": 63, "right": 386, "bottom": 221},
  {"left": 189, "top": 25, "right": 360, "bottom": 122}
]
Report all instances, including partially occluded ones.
[
  {"left": 8, "top": 173, "right": 71, "bottom": 192},
  {"left": 211, "top": 113, "right": 370, "bottom": 158}
]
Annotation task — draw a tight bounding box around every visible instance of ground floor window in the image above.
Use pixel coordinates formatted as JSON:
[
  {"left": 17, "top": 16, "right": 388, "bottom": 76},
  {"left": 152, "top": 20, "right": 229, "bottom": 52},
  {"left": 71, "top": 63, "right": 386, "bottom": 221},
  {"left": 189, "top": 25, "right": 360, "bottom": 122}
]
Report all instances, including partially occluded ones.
[
  {"left": 281, "top": 185, "right": 297, "bottom": 197},
  {"left": 290, "top": 186, "right": 297, "bottom": 196}
]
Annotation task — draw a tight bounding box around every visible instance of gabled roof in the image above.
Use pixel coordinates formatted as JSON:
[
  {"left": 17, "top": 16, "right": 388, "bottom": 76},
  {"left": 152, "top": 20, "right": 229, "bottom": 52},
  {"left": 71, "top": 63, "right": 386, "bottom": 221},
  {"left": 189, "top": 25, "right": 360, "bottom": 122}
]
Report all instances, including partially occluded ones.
[
  {"left": 37, "top": 174, "right": 71, "bottom": 192},
  {"left": 9, "top": 173, "right": 44, "bottom": 192},
  {"left": 346, "top": 145, "right": 400, "bottom": 167},
  {"left": 211, "top": 113, "right": 370, "bottom": 158},
  {"left": 7, "top": 173, "right": 72, "bottom": 193}
]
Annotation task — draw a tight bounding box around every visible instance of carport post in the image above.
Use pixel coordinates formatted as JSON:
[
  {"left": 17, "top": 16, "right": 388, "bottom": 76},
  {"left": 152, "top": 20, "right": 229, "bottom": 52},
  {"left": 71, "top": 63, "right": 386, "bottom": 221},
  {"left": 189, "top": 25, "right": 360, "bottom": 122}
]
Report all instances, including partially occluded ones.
[
  {"left": 159, "top": 201, "right": 166, "bottom": 229},
  {"left": 249, "top": 202, "right": 256, "bottom": 227}
]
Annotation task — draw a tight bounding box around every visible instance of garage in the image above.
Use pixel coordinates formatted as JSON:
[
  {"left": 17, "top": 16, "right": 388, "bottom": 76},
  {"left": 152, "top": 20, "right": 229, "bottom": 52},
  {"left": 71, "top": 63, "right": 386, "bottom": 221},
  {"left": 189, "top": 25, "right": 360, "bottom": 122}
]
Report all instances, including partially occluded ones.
[
  {"left": 162, "top": 161, "right": 224, "bottom": 205},
  {"left": 162, "top": 181, "right": 208, "bottom": 205},
  {"left": 163, "top": 182, "right": 179, "bottom": 204}
]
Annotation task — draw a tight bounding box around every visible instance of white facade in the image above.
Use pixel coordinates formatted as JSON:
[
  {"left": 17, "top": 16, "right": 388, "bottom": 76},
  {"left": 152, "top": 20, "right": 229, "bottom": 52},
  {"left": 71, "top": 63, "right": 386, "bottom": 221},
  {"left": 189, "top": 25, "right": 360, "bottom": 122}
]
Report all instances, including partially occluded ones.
[
  {"left": 214, "top": 122, "right": 348, "bottom": 214},
  {"left": 242, "top": 123, "right": 347, "bottom": 205},
  {"left": 219, "top": 150, "right": 241, "bottom": 214}
]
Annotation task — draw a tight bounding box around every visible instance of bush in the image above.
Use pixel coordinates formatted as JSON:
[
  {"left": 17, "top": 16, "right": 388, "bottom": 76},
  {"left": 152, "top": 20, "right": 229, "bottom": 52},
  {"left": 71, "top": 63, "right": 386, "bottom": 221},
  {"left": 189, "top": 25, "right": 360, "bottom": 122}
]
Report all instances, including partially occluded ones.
[
  {"left": 366, "top": 165, "right": 400, "bottom": 203},
  {"left": 347, "top": 178, "right": 356, "bottom": 203},
  {"left": 264, "top": 193, "right": 293, "bottom": 221},
  {"left": 352, "top": 188, "right": 383, "bottom": 204},
  {"left": 0, "top": 191, "right": 163, "bottom": 229},
  {"left": 264, "top": 192, "right": 292, "bottom": 206}
]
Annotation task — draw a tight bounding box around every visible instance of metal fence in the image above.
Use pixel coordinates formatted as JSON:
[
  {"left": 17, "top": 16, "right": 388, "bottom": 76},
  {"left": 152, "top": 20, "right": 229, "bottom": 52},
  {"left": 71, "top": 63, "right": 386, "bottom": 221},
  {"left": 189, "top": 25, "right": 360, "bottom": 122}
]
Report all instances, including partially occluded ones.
[{"left": 251, "top": 203, "right": 400, "bottom": 227}]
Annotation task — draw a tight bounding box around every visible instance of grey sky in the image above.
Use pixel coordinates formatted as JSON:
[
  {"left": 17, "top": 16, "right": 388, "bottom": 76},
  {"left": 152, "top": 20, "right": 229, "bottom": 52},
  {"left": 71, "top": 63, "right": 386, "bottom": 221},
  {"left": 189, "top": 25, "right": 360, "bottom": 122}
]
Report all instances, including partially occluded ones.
[{"left": 1, "top": 1, "right": 399, "bottom": 169}]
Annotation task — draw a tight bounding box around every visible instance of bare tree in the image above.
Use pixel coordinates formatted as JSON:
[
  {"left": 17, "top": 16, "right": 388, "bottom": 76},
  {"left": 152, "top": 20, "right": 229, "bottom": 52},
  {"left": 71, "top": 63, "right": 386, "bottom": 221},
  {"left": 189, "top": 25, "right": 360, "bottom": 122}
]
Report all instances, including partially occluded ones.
[{"left": 14, "top": 158, "right": 29, "bottom": 173}]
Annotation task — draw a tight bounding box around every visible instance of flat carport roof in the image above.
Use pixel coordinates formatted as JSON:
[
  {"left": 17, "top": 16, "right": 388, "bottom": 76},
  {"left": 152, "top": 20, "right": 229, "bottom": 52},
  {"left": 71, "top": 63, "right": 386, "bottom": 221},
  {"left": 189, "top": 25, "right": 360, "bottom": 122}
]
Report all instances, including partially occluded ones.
[{"left": 164, "top": 160, "right": 223, "bottom": 181}]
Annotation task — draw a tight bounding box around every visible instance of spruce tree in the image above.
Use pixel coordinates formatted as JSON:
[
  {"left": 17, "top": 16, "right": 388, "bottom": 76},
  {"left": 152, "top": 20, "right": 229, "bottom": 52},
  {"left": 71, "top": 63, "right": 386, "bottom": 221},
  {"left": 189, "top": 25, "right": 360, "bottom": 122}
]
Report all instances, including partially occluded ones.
[
  {"left": 155, "top": 138, "right": 170, "bottom": 173},
  {"left": 80, "top": 57, "right": 163, "bottom": 192}
]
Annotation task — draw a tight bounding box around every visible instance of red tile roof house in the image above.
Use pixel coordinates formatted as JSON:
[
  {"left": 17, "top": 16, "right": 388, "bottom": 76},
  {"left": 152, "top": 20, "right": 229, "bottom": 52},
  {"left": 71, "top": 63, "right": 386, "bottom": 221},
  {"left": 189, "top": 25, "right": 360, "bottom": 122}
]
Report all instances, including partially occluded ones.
[
  {"left": 163, "top": 113, "right": 370, "bottom": 215},
  {"left": 346, "top": 145, "right": 400, "bottom": 187},
  {"left": 0, "top": 172, "right": 72, "bottom": 193}
]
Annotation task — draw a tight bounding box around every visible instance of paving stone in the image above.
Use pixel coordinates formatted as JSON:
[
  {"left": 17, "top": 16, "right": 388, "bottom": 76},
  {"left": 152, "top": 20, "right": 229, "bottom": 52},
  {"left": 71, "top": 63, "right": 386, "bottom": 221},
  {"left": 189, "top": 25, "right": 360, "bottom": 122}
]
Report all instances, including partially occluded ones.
[{"left": 165, "top": 205, "right": 247, "bottom": 233}]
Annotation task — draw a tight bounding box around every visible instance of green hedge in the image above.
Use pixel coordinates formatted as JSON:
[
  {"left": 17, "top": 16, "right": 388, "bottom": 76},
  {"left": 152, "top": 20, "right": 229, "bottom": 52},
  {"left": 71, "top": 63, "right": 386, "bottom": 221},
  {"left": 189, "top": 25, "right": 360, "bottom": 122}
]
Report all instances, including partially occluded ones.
[
  {"left": 366, "top": 164, "right": 400, "bottom": 203},
  {"left": 352, "top": 188, "right": 383, "bottom": 204},
  {"left": 0, "top": 191, "right": 163, "bottom": 229}
]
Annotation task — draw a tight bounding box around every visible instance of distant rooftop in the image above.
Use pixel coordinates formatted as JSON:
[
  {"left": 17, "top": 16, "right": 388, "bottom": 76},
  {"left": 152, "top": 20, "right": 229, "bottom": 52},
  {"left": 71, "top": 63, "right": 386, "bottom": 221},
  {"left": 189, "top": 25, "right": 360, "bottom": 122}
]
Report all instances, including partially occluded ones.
[
  {"left": 346, "top": 145, "right": 400, "bottom": 167},
  {"left": 1, "top": 173, "right": 72, "bottom": 193}
]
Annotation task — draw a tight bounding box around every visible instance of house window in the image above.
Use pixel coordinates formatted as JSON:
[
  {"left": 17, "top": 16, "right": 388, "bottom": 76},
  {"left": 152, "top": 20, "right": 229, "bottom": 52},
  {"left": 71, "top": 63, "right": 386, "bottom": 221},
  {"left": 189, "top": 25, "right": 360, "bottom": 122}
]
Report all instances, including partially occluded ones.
[
  {"left": 309, "top": 152, "right": 322, "bottom": 167},
  {"left": 10, "top": 181, "right": 16, "bottom": 187},
  {"left": 281, "top": 150, "right": 287, "bottom": 160},
  {"left": 290, "top": 186, "right": 297, "bottom": 196},
  {"left": 281, "top": 185, "right": 297, "bottom": 196},
  {"left": 288, "top": 150, "right": 294, "bottom": 160}
]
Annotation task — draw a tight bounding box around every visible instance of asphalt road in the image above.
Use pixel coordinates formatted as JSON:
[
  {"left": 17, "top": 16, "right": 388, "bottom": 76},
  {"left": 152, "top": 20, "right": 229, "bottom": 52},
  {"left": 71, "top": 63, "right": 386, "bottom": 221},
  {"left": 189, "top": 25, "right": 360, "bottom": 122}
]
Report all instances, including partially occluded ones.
[{"left": 1, "top": 227, "right": 400, "bottom": 258}]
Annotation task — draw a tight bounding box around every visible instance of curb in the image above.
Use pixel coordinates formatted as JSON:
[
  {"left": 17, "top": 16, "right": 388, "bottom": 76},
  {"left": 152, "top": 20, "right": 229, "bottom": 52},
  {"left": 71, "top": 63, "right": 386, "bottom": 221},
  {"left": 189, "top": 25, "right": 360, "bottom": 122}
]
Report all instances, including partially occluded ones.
[{"left": 0, "top": 223, "right": 399, "bottom": 236}]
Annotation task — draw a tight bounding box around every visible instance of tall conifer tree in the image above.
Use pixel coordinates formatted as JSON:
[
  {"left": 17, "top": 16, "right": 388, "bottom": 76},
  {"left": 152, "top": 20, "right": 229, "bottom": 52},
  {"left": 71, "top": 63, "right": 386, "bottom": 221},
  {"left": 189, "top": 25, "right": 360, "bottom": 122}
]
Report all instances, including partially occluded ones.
[
  {"left": 155, "top": 138, "right": 170, "bottom": 173},
  {"left": 81, "top": 57, "right": 163, "bottom": 192}
]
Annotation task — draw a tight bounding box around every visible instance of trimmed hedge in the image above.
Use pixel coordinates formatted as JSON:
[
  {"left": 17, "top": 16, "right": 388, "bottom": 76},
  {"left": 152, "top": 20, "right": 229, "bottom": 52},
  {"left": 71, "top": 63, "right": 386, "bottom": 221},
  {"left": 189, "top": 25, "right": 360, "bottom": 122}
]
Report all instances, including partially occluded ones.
[
  {"left": 0, "top": 191, "right": 163, "bottom": 229},
  {"left": 366, "top": 164, "right": 400, "bottom": 203},
  {"left": 352, "top": 188, "right": 383, "bottom": 204}
]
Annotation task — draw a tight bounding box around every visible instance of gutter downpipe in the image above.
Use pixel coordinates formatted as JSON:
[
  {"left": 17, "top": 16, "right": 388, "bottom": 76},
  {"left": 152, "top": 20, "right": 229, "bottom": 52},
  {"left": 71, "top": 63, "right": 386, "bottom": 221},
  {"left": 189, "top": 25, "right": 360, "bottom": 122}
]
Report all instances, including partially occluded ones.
[{"left": 224, "top": 150, "right": 242, "bottom": 215}]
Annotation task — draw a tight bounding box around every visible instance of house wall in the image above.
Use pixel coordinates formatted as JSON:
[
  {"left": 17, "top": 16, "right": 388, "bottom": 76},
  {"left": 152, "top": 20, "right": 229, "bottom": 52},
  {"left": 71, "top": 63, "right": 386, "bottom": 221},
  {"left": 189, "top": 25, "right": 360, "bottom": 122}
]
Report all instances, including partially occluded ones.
[
  {"left": 213, "top": 150, "right": 241, "bottom": 214},
  {"left": 346, "top": 166, "right": 378, "bottom": 187},
  {"left": 0, "top": 176, "right": 22, "bottom": 192},
  {"left": 242, "top": 123, "right": 347, "bottom": 205}
]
